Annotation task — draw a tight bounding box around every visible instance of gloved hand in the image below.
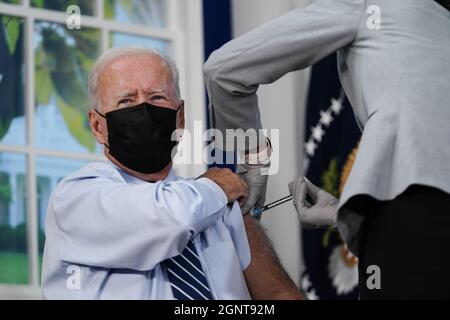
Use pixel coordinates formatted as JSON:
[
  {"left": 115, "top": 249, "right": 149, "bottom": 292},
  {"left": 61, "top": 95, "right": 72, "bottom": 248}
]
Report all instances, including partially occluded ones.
[
  {"left": 288, "top": 176, "right": 338, "bottom": 229},
  {"left": 236, "top": 162, "right": 269, "bottom": 215}
]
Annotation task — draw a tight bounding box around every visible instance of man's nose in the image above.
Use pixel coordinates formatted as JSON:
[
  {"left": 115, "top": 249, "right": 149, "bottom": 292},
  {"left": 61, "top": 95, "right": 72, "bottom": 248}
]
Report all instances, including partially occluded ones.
[{"left": 135, "top": 93, "right": 148, "bottom": 105}]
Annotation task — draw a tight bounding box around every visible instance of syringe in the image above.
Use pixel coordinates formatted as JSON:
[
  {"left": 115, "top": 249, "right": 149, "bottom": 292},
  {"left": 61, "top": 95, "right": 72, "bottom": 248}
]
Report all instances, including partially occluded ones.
[
  {"left": 252, "top": 195, "right": 293, "bottom": 219},
  {"left": 252, "top": 193, "right": 315, "bottom": 220}
]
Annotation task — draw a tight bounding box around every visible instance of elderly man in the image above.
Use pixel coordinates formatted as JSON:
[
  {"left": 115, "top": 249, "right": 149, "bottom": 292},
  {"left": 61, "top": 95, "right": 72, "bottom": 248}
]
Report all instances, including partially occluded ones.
[{"left": 41, "top": 47, "right": 302, "bottom": 300}]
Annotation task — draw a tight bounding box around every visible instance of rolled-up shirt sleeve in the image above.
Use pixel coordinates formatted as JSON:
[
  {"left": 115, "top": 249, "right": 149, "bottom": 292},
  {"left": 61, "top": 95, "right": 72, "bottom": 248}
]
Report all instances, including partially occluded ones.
[
  {"left": 51, "top": 168, "right": 228, "bottom": 271},
  {"left": 223, "top": 201, "right": 251, "bottom": 271}
]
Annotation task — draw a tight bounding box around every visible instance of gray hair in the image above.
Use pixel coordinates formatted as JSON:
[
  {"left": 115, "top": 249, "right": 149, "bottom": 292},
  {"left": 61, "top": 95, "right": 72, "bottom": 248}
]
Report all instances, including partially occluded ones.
[{"left": 88, "top": 46, "right": 180, "bottom": 111}]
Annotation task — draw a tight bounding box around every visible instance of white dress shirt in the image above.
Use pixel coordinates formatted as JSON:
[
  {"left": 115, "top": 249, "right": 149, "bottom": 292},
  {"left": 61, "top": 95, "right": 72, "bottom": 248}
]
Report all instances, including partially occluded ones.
[{"left": 41, "top": 161, "right": 251, "bottom": 300}]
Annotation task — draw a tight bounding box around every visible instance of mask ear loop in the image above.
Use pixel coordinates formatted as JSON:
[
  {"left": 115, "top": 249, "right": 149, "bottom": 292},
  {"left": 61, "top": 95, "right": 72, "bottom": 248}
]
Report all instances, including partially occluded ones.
[
  {"left": 174, "top": 104, "right": 183, "bottom": 140},
  {"left": 94, "top": 108, "right": 111, "bottom": 150},
  {"left": 94, "top": 108, "right": 106, "bottom": 118}
]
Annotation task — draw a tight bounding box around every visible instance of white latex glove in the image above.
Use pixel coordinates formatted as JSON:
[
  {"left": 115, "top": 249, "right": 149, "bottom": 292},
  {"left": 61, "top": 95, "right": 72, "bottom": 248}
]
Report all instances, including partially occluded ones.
[
  {"left": 288, "top": 176, "right": 338, "bottom": 229},
  {"left": 236, "top": 162, "right": 269, "bottom": 215}
]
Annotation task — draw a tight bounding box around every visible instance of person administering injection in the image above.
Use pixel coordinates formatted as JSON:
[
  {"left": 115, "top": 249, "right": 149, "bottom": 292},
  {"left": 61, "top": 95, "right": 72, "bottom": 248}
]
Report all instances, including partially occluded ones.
[{"left": 205, "top": 0, "right": 450, "bottom": 299}]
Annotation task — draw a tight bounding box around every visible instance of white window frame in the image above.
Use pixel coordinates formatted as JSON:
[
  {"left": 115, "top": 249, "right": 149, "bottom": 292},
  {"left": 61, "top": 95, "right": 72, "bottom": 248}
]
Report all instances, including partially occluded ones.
[{"left": 0, "top": 0, "right": 206, "bottom": 299}]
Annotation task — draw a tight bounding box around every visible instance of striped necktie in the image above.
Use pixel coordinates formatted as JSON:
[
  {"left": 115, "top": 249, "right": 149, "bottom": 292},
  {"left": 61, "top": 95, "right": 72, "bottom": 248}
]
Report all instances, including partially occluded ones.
[{"left": 164, "top": 240, "right": 213, "bottom": 300}]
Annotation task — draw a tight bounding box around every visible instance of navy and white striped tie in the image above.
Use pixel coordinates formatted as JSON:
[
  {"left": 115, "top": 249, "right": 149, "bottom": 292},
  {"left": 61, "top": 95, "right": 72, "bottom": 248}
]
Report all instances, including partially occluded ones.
[{"left": 164, "top": 240, "right": 213, "bottom": 300}]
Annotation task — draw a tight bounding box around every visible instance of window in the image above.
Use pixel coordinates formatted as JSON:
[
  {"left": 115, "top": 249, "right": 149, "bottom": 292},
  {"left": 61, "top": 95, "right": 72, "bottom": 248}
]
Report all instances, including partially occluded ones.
[{"left": 0, "top": 0, "right": 205, "bottom": 297}]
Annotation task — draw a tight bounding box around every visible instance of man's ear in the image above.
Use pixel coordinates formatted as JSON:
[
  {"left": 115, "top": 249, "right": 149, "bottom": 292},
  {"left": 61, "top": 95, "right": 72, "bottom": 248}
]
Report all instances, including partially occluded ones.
[
  {"left": 176, "top": 100, "right": 185, "bottom": 130},
  {"left": 88, "top": 109, "right": 107, "bottom": 145}
]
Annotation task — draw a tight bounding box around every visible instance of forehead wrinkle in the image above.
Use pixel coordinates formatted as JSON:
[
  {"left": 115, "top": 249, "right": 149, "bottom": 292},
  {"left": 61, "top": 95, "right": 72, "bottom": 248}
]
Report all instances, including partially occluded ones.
[
  {"left": 144, "top": 87, "right": 169, "bottom": 95},
  {"left": 114, "top": 89, "right": 138, "bottom": 100},
  {"left": 99, "top": 55, "right": 176, "bottom": 102}
]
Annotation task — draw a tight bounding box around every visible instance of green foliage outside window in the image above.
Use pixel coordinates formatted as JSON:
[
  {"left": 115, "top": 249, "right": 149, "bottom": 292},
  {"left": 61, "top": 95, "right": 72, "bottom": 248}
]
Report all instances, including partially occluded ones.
[
  {"left": 0, "top": 0, "right": 21, "bottom": 4},
  {"left": 30, "top": 0, "right": 94, "bottom": 15},
  {"left": 0, "top": 172, "right": 11, "bottom": 204},
  {"left": 0, "top": 15, "right": 24, "bottom": 140},
  {"left": 34, "top": 21, "right": 100, "bottom": 152}
]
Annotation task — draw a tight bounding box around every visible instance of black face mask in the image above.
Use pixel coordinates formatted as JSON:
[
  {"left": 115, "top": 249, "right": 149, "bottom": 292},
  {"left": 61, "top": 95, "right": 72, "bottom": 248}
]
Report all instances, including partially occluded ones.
[{"left": 96, "top": 102, "right": 179, "bottom": 174}]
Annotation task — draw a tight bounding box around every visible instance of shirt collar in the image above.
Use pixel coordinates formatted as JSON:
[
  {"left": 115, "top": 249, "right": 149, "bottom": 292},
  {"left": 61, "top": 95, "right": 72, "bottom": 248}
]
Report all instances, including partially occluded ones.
[{"left": 107, "top": 160, "right": 178, "bottom": 184}]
